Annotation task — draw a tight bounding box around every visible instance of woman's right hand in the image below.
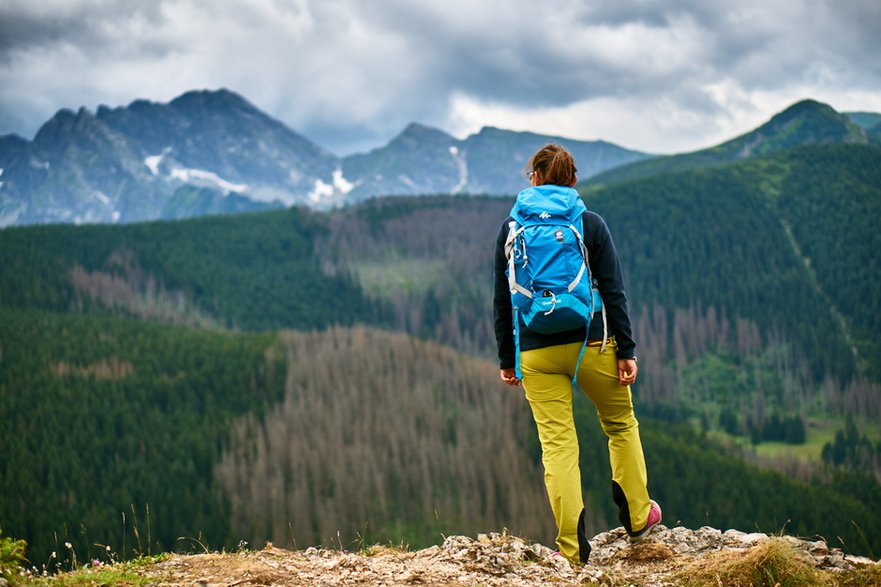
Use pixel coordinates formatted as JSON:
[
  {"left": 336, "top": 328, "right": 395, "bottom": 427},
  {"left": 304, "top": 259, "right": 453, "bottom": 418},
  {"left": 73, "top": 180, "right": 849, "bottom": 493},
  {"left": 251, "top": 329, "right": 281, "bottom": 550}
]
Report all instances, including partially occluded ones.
[
  {"left": 500, "top": 368, "right": 521, "bottom": 387},
  {"left": 618, "top": 358, "right": 638, "bottom": 386}
]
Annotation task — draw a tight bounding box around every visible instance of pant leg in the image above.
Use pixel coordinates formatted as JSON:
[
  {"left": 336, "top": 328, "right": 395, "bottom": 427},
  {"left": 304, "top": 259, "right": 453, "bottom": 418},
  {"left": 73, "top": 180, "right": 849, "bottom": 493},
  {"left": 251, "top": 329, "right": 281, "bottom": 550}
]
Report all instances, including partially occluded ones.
[
  {"left": 520, "top": 345, "right": 590, "bottom": 563},
  {"left": 575, "top": 341, "right": 651, "bottom": 533}
]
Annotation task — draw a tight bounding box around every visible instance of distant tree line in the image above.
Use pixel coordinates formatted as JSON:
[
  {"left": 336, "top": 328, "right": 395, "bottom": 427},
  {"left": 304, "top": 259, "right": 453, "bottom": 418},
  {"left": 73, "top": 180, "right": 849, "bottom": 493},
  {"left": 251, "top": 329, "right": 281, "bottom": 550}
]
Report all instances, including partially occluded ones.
[{"left": 822, "top": 418, "right": 881, "bottom": 481}]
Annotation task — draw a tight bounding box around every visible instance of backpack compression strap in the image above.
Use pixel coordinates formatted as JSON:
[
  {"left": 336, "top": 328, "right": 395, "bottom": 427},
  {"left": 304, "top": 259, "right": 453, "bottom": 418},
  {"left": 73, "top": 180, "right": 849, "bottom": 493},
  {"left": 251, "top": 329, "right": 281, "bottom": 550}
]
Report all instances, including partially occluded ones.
[{"left": 504, "top": 222, "right": 532, "bottom": 299}]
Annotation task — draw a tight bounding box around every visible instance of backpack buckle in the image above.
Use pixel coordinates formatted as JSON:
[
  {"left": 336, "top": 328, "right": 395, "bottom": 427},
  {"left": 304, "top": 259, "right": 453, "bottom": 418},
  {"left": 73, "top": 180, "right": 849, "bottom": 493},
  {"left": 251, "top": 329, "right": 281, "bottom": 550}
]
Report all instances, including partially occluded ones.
[{"left": 542, "top": 290, "right": 557, "bottom": 315}]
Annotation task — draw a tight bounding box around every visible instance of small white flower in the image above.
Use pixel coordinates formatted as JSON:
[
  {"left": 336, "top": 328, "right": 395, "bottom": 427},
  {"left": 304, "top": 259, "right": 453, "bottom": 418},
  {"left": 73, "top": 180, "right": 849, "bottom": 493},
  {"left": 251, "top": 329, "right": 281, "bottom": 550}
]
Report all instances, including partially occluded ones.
[
  {"left": 65, "top": 542, "right": 72, "bottom": 549},
  {"left": 51, "top": 551, "right": 57, "bottom": 559},
  {"left": 106, "top": 545, "right": 112, "bottom": 552}
]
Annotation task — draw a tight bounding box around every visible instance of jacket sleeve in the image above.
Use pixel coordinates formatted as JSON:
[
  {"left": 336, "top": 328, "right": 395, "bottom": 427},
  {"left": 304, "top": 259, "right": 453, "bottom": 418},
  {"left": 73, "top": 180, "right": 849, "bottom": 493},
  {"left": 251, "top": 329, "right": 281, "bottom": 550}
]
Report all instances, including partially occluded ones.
[
  {"left": 585, "top": 212, "right": 636, "bottom": 359},
  {"left": 493, "top": 218, "right": 516, "bottom": 369}
]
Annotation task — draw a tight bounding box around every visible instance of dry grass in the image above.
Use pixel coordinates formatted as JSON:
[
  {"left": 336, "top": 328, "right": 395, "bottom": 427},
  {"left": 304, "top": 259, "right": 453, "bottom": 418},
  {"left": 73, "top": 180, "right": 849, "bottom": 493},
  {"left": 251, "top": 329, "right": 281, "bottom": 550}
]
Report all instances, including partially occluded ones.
[
  {"left": 614, "top": 542, "right": 676, "bottom": 563},
  {"left": 675, "top": 537, "right": 824, "bottom": 586},
  {"left": 834, "top": 563, "right": 881, "bottom": 587}
]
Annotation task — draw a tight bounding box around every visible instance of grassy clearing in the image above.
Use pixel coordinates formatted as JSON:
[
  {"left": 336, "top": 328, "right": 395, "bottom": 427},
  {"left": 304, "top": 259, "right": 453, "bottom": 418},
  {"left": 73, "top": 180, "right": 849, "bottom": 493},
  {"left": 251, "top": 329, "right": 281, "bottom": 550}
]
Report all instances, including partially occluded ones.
[
  {"left": 753, "top": 418, "right": 839, "bottom": 461},
  {"left": 705, "top": 416, "right": 880, "bottom": 466},
  {"left": 352, "top": 258, "right": 445, "bottom": 298}
]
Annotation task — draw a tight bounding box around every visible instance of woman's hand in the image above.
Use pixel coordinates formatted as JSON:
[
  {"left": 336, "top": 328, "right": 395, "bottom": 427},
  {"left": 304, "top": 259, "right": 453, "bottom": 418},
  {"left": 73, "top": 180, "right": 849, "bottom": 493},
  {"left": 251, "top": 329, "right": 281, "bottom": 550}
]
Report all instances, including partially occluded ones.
[
  {"left": 618, "top": 358, "right": 638, "bottom": 386},
  {"left": 500, "top": 368, "right": 521, "bottom": 387}
]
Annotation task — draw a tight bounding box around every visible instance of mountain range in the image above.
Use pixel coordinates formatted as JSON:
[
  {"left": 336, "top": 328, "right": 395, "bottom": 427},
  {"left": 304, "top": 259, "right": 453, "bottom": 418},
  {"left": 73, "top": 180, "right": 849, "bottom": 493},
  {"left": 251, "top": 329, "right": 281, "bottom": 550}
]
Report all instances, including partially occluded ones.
[
  {"left": 0, "top": 89, "right": 647, "bottom": 226},
  {"left": 2, "top": 90, "right": 878, "bottom": 227}
]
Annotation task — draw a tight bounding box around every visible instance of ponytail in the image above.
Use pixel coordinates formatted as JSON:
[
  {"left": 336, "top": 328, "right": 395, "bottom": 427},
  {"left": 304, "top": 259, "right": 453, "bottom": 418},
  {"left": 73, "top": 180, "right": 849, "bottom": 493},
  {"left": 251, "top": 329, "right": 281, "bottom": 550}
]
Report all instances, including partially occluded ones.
[{"left": 527, "top": 144, "right": 578, "bottom": 187}]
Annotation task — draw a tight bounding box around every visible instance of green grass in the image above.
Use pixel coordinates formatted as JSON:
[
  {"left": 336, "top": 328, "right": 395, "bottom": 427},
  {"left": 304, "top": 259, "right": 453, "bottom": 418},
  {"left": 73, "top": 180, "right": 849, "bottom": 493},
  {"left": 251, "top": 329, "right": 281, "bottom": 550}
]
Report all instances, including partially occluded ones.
[
  {"left": 1, "top": 528, "right": 27, "bottom": 581},
  {"left": 27, "top": 564, "right": 153, "bottom": 586},
  {"left": 20, "top": 555, "right": 170, "bottom": 587},
  {"left": 701, "top": 415, "right": 880, "bottom": 467},
  {"left": 762, "top": 418, "right": 881, "bottom": 460},
  {"left": 352, "top": 258, "right": 445, "bottom": 297},
  {"left": 753, "top": 419, "right": 839, "bottom": 461}
]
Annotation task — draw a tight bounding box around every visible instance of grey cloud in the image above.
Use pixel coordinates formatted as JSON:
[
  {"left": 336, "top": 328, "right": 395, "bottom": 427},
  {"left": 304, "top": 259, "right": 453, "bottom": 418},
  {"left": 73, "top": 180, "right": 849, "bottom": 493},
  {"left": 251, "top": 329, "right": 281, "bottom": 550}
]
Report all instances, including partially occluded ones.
[
  {"left": 0, "top": 1, "right": 166, "bottom": 57},
  {"left": 1, "top": 0, "right": 880, "bottom": 154},
  {"left": 577, "top": 0, "right": 720, "bottom": 28},
  {"left": 336, "top": 1, "right": 636, "bottom": 107}
]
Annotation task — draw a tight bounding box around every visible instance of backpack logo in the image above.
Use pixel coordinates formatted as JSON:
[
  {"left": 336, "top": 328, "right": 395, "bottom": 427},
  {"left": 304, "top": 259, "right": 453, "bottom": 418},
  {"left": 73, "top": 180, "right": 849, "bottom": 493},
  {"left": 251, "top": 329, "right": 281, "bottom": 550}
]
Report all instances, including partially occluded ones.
[{"left": 539, "top": 211, "right": 551, "bottom": 219}]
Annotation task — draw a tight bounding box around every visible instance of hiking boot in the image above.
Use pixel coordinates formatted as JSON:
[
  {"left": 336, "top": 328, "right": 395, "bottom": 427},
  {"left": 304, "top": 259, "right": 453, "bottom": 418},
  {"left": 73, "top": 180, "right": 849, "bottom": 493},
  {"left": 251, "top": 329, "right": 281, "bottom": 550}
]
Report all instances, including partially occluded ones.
[{"left": 628, "top": 500, "right": 662, "bottom": 542}]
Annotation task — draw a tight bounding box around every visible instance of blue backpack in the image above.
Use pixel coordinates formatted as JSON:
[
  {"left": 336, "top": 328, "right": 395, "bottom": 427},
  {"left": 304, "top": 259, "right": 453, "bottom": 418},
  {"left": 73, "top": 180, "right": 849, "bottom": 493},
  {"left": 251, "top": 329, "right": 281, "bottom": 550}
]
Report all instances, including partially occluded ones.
[{"left": 504, "top": 185, "right": 606, "bottom": 382}]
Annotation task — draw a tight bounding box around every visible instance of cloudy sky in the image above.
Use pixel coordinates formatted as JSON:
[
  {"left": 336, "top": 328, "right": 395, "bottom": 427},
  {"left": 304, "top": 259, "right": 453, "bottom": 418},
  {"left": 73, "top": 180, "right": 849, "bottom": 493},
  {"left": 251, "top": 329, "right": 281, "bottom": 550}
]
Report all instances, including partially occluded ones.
[{"left": 1, "top": 0, "right": 880, "bottom": 155}]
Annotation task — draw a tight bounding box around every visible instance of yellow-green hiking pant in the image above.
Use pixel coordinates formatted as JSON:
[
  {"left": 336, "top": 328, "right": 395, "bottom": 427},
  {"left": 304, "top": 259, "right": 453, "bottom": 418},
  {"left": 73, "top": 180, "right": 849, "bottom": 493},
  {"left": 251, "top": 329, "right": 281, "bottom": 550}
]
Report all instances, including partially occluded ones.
[{"left": 521, "top": 340, "right": 650, "bottom": 564}]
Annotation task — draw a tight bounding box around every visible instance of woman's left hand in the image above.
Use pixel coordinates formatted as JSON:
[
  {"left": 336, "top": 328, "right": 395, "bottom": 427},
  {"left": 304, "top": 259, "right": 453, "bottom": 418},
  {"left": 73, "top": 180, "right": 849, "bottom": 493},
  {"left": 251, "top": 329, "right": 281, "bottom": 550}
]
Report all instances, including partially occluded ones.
[{"left": 500, "top": 368, "right": 521, "bottom": 387}]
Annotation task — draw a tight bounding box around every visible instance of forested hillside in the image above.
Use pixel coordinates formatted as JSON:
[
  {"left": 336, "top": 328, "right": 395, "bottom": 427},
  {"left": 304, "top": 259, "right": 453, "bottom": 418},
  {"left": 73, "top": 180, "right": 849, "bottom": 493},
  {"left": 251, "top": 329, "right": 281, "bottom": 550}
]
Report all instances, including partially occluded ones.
[
  {"left": 0, "top": 309, "right": 284, "bottom": 561},
  {"left": 773, "top": 145, "right": 881, "bottom": 380},
  {"left": 0, "top": 208, "right": 385, "bottom": 330},
  {"left": 2, "top": 141, "right": 881, "bottom": 563},
  {"left": 3, "top": 310, "right": 880, "bottom": 564},
  {"left": 315, "top": 145, "right": 881, "bottom": 395}
]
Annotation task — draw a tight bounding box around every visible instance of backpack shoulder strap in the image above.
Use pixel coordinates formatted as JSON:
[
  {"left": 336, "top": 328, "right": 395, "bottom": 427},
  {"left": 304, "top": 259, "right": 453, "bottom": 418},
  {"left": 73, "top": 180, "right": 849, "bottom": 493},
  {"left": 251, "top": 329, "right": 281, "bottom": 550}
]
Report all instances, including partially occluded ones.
[{"left": 580, "top": 211, "right": 610, "bottom": 354}]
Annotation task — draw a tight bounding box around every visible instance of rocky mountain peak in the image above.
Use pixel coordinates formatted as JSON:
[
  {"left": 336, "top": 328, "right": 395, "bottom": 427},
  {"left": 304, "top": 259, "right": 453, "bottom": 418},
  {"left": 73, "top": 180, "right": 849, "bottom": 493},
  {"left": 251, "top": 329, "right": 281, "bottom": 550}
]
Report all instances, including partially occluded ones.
[
  {"left": 170, "top": 87, "right": 247, "bottom": 107},
  {"left": 32, "top": 108, "right": 78, "bottom": 143},
  {"left": 393, "top": 122, "right": 457, "bottom": 145}
]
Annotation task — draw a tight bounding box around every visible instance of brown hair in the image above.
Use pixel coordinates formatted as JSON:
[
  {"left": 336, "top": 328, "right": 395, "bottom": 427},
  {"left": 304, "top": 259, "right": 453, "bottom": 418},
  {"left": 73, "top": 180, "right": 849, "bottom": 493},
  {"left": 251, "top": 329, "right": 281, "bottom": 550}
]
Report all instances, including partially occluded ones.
[{"left": 527, "top": 144, "right": 578, "bottom": 186}]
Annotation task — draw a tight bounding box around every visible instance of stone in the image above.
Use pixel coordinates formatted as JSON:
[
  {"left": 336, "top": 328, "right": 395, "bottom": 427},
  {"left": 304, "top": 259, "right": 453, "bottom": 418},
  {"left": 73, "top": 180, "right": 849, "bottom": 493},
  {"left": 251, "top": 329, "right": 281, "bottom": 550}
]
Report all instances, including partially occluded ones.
[{"left": 740, "top": 532, "right": 770, "bottom": 546}]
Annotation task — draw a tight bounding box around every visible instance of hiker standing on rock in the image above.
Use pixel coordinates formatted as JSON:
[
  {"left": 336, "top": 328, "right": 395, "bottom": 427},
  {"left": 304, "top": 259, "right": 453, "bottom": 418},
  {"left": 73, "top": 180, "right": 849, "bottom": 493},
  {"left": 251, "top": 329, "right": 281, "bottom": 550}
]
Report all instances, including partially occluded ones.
[{"left": 493, "top": 144, "right": 662, "bottom": 565}]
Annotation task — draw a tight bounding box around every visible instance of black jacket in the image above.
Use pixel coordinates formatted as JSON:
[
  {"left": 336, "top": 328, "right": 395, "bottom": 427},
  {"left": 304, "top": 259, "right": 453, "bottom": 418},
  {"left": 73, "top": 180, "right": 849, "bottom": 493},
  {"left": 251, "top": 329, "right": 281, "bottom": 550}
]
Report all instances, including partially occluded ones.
[{"left": 493, "top": 209, "right": 636, "bottom": 369}]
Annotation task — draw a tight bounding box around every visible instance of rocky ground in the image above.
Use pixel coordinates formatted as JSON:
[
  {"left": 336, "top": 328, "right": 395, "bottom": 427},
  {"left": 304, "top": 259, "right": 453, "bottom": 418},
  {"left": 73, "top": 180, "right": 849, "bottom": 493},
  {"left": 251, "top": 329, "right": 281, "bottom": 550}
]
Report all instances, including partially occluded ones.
[{"left": 133, "top": 525, "right": 879, "bottom": 587}]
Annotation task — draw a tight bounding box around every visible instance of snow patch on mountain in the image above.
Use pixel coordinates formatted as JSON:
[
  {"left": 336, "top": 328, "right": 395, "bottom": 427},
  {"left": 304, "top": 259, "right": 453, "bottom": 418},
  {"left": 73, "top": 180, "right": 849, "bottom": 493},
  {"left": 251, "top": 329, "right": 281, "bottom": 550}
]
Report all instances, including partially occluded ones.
[
  {"left": 144, "top": 148, "right": 172, "bottom": 175},
  {"left": 332, "top": 169, "right": 354, "bottom": 194},
  {"left": 449, "top": 146, "right": 467, "bottom": 193},
  {"left": 170, "top": 167, "right": 248, "bottom": 195},
  {"left": 309, "top": 178, "right": 334, "bottom": 202},
  {"left": 308, "top": 170, "right": 355, "bottom": 202},
  {"left": 398, "top": 174, "right": 418, "bottom": 190},
  {"left": 93, "top": 190, "right": 111, "bottom": 206}
]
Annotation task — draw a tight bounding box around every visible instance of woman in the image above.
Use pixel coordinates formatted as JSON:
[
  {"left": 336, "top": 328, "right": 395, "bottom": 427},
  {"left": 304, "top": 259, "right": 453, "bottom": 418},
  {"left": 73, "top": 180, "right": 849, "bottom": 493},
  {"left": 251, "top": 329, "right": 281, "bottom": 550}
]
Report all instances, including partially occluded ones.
[{"left": 493, "top": 144, "right": 661, "bottom": 564}]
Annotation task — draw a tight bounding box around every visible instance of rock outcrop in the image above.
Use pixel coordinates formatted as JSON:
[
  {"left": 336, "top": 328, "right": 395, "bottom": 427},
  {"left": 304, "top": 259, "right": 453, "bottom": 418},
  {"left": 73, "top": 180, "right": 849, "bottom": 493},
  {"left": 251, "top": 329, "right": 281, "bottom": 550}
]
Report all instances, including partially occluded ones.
[{"left": 139, "top": 526, "right": 879, "bottom": 586}]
